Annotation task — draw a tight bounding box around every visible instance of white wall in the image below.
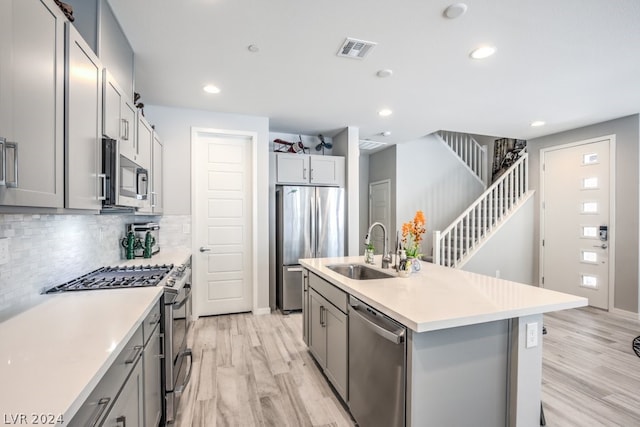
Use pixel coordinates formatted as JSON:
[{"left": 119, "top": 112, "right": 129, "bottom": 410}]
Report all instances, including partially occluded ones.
[
  {"left": 462, "top": 195, "right": 535, "bottom": 284},
  {"left": 359, "top": 153, "right": 370, "bottom": 249},
  {"left": 396, "top": 135, "right": 485, "bottom": 257},
  {"left": 331, "top": 127, "right": 360, "bottom": 255},
  {"left": 144, "top": 105, "right": 271, "bottom": 312},
  {"left": 368, "top": 145, "right": 397, "bottom": 247}
]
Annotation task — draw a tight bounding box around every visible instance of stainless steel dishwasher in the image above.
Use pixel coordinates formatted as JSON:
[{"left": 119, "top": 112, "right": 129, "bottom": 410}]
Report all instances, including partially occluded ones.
[{"left": 348, "top": 296, "right": 406, "bottom": 427}]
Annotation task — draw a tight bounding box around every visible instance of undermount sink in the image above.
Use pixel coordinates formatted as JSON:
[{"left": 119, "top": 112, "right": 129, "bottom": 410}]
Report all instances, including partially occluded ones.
[{"left": 327, "top": 264, "right": 395, "bottom": 280}]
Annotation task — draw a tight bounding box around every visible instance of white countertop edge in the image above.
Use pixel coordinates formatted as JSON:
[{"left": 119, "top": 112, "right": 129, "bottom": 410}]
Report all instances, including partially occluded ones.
[
  {"left": 63, "top": 287, "right": 164, "bottom": 422},
  {"left": 300, "top": 257, "right": 588, "bottom": 333},
  {"left": 410, "top": 299, "right": 589, "bottom": 333}
]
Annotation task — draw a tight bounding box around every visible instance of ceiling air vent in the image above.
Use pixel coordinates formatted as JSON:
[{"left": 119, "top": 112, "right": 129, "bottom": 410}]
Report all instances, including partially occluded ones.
[
  {"left": 337, "top": 38, "right": 377, "bottom": 59},
  {"left": 359, "top": 140, "right": 387, "bottom": 151}
]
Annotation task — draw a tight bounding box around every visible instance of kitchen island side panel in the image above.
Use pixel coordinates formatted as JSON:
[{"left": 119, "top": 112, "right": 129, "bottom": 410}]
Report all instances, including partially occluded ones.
[{"left": 407, "top": 319, "right": 509, "bottom": 427}]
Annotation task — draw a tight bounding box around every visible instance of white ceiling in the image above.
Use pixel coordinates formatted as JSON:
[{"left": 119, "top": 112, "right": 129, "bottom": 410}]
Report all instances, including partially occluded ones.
[{"left": 107, "top": 0, "right": 640, "bottom": 145}]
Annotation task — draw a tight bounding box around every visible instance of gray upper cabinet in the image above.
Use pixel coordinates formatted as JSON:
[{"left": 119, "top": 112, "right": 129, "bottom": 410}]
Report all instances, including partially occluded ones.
[
  {"left": 65, "top": 23, "right": 104, "bottom": 210},
  {"left": 151, "top": 133, "right": 164, "bottom": 214},
  {"left": 0, "top": 0, "right": 65, "bottom": 208},
  {"left": 103, "top": 70, "right": 136, "bottom": 160},
  {"left": 65, "top": 0, "right": 135, "bottom": 97},
  {"left": 136, "top": 114, "right": 152, "bottom": 171}
]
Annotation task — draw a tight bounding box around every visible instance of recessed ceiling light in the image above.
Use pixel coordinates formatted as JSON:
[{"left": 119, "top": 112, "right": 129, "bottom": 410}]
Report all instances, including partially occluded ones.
[
  {"left": 381, "top": 131, "right": 392, "bottom": 136},
  {"left": 376, "top": 69, "right": 393, "bottom": 78},
  {"left": 531, "top": 120, "right": 546, "bottom": 127},
  {"left": 247, "top": 44, "right": 259, "bottom": 53},
  {"left": 443, "top": 3, "right": 468, "bottom": 19},
  {"left": 378, "top": 109, "right": 393, "bottom": 117},
  {"left": 469, "top": 45, "right": 497, "bottom": 60},
  {"left": 203, "top": 85, "right": 221, "bottom": 94}
]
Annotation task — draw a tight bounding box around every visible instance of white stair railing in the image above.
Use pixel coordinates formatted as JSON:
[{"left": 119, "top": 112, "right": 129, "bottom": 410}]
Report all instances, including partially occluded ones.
[
  {"left": 437, "top": 130, "right": 488, "bottom": 186},
  {"left": 433, "top": 152, "right": 529, "bottom": 268}
]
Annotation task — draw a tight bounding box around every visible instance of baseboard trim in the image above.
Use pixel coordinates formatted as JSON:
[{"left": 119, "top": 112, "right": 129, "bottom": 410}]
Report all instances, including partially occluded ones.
[
  {"left": 253, "top": 307, "right": 271, "bottom": 316},
  {"left": 612, "top": 307, "right": 640, "bottom": 320}
]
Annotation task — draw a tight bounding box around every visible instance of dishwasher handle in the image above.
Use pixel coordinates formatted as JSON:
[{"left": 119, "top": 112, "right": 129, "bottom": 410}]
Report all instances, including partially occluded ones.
[{"left": 350, "top": 303, "right": 405, "bottom": 344}]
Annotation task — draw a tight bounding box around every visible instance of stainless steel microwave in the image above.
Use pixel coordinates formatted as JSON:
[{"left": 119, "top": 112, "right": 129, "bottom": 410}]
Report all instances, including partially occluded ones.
[{"left": 102, "top": 138, "right": 148, "bottom": 208}]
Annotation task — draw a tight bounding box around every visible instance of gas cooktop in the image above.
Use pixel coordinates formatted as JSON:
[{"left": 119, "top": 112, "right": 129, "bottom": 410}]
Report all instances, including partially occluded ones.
[{"left": 45, "top": 264, "right": 174, "bottom": 293}]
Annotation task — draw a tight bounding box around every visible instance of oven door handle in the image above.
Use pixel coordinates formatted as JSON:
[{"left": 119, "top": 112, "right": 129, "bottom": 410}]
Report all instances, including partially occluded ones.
[
  {"left": 172, "top": 286, "right": 192, "bottom": 310},
  {"left": 174, "top": 349, "right": 193, "bottom": 397}
]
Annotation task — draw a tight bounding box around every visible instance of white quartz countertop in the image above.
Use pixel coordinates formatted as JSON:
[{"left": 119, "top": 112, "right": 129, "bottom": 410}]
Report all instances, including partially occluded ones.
[
  {"left": 300, "top": 256, "right": 588, "bottom": 333},
  {"left": 0, "top": 286, "right": 163, "bottom": 426}
]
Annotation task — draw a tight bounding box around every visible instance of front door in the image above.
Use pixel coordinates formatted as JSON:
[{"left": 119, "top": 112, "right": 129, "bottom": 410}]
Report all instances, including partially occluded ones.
[
  {"left": 541, "top": 137, "right": 613, "bottom": 309},
  {"left": 193, "top": 130, "right": 253, "bottom": 316}
]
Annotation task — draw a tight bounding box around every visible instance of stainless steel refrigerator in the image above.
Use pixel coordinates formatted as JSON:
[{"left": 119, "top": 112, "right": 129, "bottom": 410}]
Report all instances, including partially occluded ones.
[{"left": 276, "top": 186, "right": 345, "bottom": 311}]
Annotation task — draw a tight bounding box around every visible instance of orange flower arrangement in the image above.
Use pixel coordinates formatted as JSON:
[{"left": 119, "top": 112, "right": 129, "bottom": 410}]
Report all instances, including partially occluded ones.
[{"left": 401, "top": 210, "right": 426, "bottom": 258}]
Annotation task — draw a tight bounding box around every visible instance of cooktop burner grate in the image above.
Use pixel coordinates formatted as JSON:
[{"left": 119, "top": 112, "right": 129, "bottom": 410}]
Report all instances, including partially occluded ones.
[{"left": 46, "top": 264, "right": 174, "bottom": 293}]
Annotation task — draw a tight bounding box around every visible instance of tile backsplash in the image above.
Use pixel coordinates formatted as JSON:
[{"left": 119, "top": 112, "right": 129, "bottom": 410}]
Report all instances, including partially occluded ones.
[{"left": 0, "top": 213, "right": 192, "bottom": 314}]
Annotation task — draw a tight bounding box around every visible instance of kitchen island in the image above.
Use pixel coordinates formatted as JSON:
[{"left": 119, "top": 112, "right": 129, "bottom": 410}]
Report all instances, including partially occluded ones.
[{"left": 300, "top": 256, "right": 587, "bottom": 427}]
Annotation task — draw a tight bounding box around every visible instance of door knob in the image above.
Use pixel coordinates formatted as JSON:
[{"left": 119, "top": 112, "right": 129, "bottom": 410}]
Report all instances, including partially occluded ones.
[
  {"left": 593, "top": 243, "right": 608, "bottom": 249},
  {"left": 199, "top": 247, "right": 211, "bottom": 252}
]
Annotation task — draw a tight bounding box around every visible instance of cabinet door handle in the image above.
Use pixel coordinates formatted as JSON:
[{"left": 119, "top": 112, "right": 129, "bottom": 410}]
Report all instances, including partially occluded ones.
[
  {"left": 6, "top": 142, "right": 18, "bottom": 188},
  {"left": 151, "top": 191, "right": 157, "bottom": 207},
  {"left": 116, "top": 415, "right": 126, "bottom": 427},
  {"left": 303, "top": 168, "right": 307, "bottom": 180},
  {"left": 320, "top": 305, "right": 325, "bottom": 327},
  {"left": 159, "top": 332, "right": 165, "bottom": 359},
  {"left": 98, "top": 173, "right": 107, "bottom": 201},
  {"left": 122, "top": 118, "right": 130, "bottom": 141},
  {"left": 88, "top": 397, "right": 111, "bottom": 427},
  {"left": 124, "top": 345, "right": 143, "bottom": 364},
  {"left": 310, "top": 168, "right": 314, "bottom": 181},
  {"left": 0, "top": 137, "right": 5, "bottom": 186}
]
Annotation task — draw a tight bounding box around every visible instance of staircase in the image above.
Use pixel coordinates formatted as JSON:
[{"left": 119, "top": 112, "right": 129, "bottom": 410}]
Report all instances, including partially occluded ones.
[
  {"left": 437, "top": 131, "right": 488, "bottom": 187},
  {"left": 433, "top": 151, "right": 531, "bottom": 268}
]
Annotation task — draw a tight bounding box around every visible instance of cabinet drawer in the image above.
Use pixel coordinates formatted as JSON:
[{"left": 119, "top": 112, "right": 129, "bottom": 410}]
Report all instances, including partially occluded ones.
[
  {"left": 69, "top": 325, "right": 144, "bottom": 426},
  {"left": 142, "top": 299, "right": 162, "bottom": 345},
  {"left": 309, "top": 272, "right": 348, "bottom": 313}
]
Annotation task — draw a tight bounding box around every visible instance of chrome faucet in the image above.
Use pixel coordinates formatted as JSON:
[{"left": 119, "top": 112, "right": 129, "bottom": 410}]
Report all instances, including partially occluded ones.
[{"left": 364, "top": 222, "right": 391, "bottom": 269}]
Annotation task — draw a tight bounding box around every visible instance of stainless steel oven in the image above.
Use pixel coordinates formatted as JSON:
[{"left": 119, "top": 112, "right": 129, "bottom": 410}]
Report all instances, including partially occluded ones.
[{"left": 163, "top": 261, "right": 193, "bottom": 424}]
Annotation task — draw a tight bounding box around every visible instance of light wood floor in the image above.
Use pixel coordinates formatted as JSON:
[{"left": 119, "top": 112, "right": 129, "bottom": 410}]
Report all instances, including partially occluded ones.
[
  {"left": 175, "top": 307, "right": 640, "bottom": 427},
  {"left": 174, "top": 312, "right": 354, "bottom": 427},
  {"left": 542, "top": 307, "right": 640, "bottom": 426}
]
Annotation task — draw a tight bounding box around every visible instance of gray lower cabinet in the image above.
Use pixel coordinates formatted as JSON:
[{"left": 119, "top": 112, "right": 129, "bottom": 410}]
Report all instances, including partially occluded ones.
[
  {"left": 102, "top": 357, "right": 144, "bottom": 427},
  {"left": 68, "top": 325, "right": 144, "bottom": 426},
  {"left": 302, "top": 269, "right": 310, "bottom": 345},
  {"left": 307, "top": 272, "right": 348, "bottom": 400},
  {"left": 69, "top": 300, "right": 162, "bottom": 426},
  {"left": 142, "top": 306, "right": 163, "bottom": 427}
]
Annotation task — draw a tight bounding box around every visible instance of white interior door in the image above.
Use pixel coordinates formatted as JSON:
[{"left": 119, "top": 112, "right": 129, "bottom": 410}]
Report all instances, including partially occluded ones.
[
  {"left": 369, "top": 180, "right": 391, "bottom": 254},
  {"left": 541, "top": 137, "right": 613, "bottom": 310},
  {"left": 193, "top": 131, "right": 253, "bottom": 316}
]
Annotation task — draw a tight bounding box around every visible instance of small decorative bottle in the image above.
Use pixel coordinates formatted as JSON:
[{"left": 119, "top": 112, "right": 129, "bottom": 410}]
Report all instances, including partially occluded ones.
[
  {"left": 364, "top": 243, "right": 375, "bottom": 264},
  {"left": 398, "top": 249, "right": 411, "bottom": 277}
]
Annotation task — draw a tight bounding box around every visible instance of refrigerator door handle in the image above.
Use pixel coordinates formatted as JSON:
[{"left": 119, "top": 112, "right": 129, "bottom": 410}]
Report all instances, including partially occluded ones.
[{"left": 310, "top": 191, "right": 316, "bottom": 258}]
